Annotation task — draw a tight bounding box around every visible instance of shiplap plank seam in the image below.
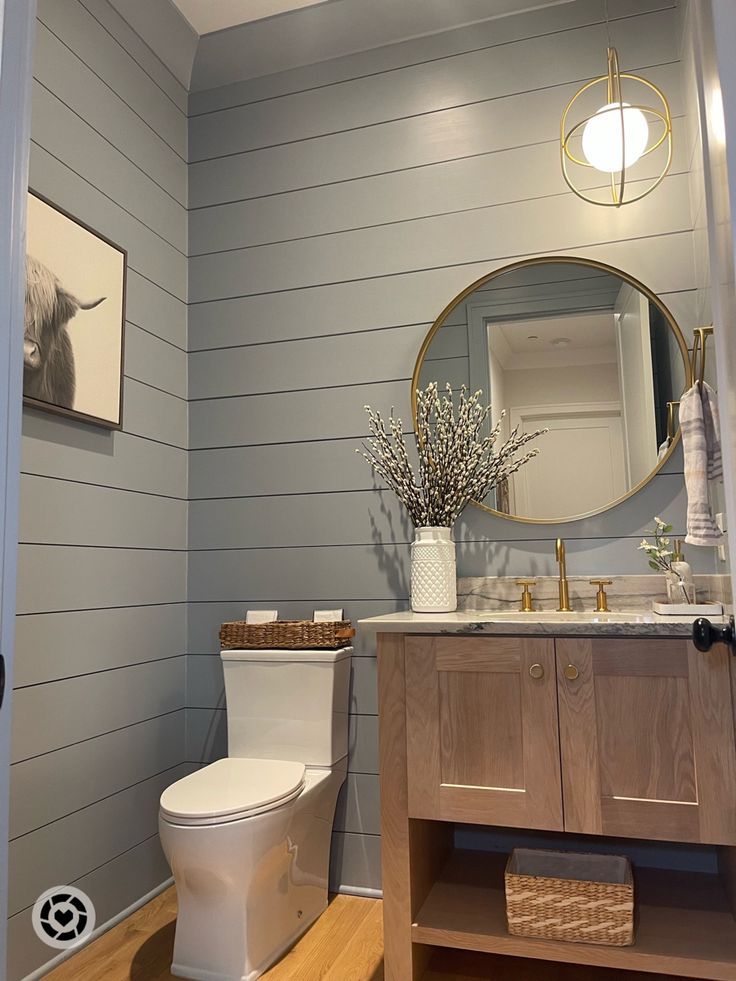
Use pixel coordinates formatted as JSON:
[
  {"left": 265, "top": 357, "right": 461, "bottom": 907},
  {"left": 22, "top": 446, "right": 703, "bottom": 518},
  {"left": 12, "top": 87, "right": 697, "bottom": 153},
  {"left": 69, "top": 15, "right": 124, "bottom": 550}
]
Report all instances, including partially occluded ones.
[
  {"left": 36, "top": 15, "right": 187, "bottom": 164},
  {"left": 35, "top": 75, "right": 185, "bottom": 208},
  {"left": 74, "top": 0, "right": 188, "bottom": 116},
  {"left": 8, "top": 761, "right": 187, "bottom": 842},
  {"left": 16, "top": 601, "right": 189, "bottom": 617},
  {"left": 19, "top": 473, "right": 188, "bottom": 503},
  {"left": 187, "top": 286, "right": 696, "bottom": 353},
  {"left": 187, "top": 123, "right": 687, "bottom": 233},
  {"left": 125, "top": 376, "right": 188, "bottom": 403},
  {"left": 13, "top": 655, "right": 188, "bottom": 691},
  {"left": 18, "top": 543, "right": 188, "bottom": 551},
  {"left": 76, "top": 0, "right": 188, "bottom": 112},
  {"left": 32, "top": 78, "right": 187, "bottom": 249},
  {"left": 11, "top": 705, "right": 186, "bottom": 767},
  {"left": 30, "top": 137, "right": 187, "bottom": 258},
  {"left": 187, "top": 231, "right": 694, "bottom": 305},
  {"left": 188, "top": 1, "right": 676, "bottom": 116},
  {"left": 10, "top": 831, "right": 161, "bottom": 917},
  {"left": 189, "top": 46, "right": 680, "bottom": 164},
  {"left": 132, "top": 322, "right": 188, "bottom": 354}
]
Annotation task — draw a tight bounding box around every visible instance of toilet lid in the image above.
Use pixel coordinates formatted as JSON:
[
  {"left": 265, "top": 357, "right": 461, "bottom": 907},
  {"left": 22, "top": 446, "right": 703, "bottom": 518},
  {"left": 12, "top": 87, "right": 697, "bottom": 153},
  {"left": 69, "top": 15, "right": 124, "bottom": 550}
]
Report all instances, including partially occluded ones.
[{"left": 160, "top": 758, "right": 306, "bottom": 823}]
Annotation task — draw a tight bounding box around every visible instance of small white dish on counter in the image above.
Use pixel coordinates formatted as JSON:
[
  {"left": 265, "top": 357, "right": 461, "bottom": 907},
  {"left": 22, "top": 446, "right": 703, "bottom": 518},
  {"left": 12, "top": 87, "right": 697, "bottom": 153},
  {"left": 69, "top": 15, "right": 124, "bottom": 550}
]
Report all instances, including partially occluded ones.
[{"left": 652, "top": 601, "right": 723, "bottom": 616}]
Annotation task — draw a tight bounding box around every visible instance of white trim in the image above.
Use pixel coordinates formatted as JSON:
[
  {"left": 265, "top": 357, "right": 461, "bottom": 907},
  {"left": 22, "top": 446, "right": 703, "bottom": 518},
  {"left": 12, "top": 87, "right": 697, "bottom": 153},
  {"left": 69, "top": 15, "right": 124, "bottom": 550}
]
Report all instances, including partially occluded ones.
[
  {"left": 466, "top": 300, "right": 492, "bottom": 403},
  {"left": 509, "top": 400, "right": 623, "bottom": 424},
  {"left": 691, "top": 0, "right": 736, "bottom": 570},
  {"left": 0, "top": 2, "right": 37, "bottom": 978},
  {"left": 20, "top": 878, "right": 174, "bottom": 981}
]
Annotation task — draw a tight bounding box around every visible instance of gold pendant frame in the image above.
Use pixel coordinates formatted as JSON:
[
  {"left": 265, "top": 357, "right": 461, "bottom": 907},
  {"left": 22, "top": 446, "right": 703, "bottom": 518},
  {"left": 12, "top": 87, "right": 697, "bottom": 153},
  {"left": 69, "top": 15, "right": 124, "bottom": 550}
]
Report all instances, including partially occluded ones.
[{"left": 560, "top": 47, "right": 672, "bottom": 207}]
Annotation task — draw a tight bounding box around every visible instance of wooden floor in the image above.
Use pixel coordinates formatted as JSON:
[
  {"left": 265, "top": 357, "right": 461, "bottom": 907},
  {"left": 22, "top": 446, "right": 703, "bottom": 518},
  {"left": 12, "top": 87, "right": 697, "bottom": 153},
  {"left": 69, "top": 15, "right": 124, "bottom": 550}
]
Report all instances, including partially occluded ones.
[{"left": 44, "top": 886, "right": 690, "bottom": 981}]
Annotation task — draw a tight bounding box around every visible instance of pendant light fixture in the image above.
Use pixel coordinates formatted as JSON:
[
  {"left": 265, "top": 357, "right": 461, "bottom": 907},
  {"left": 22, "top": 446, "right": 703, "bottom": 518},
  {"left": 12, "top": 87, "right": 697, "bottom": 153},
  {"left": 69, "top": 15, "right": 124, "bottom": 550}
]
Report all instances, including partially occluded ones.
[{"left": 560, "top": 5, "right": 672, "bottom": 207}]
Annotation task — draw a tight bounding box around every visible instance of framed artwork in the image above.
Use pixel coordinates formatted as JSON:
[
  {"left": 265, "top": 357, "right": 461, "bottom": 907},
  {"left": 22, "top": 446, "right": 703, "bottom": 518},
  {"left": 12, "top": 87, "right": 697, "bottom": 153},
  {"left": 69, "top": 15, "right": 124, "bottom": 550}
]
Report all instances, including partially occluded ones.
[{"left": 24, "top": 190, "right": 127, "bottom": 429}]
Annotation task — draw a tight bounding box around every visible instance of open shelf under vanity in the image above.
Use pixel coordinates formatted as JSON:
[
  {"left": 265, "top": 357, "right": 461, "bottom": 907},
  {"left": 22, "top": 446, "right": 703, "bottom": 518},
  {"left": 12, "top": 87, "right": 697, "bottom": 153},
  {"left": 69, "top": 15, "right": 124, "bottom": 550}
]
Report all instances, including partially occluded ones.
[{"left": 412, "top": 848, "right": 736, "bottom": 980}]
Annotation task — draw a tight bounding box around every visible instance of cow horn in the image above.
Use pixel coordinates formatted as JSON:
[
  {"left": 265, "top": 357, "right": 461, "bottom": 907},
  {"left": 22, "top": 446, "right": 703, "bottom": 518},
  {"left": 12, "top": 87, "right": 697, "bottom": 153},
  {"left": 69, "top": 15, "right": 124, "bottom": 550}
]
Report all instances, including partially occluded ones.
[{"left": 78, "top": 297, "right": 106, "bottom": 310}]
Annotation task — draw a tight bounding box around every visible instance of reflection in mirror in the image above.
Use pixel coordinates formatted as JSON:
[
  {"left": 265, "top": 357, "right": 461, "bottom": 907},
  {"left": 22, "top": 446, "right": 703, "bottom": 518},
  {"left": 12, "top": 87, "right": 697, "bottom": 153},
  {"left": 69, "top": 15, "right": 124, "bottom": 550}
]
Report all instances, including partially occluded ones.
[{"left": 416, "top": 259, "right": 689, "bottom": 523}]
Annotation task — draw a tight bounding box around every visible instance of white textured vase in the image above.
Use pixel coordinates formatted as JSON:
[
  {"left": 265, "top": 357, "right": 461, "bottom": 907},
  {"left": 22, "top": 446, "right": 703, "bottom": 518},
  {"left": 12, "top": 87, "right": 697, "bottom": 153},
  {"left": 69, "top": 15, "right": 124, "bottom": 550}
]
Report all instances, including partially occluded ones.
[{"left": 411, "top": 526, "right": 457, "bottom": 613}]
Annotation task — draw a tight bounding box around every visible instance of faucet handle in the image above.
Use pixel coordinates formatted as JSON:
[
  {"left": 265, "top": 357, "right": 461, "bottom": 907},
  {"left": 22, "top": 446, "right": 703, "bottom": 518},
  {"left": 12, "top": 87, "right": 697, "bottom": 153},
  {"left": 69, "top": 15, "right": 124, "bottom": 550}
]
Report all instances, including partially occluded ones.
[
  {"left": 590, "top": 579, "right": 612, "bottom": 613},
  {"left": 516, "top": 579, "right": 536, "bottom": 613}
]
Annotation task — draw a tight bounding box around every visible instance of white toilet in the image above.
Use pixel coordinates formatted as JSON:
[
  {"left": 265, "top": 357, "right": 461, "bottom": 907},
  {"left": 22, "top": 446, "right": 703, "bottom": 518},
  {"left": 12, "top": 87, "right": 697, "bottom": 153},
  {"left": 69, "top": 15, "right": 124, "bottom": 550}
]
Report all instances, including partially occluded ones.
[{"left": 159, "top": 646, "right": 352, "bottom": 981}]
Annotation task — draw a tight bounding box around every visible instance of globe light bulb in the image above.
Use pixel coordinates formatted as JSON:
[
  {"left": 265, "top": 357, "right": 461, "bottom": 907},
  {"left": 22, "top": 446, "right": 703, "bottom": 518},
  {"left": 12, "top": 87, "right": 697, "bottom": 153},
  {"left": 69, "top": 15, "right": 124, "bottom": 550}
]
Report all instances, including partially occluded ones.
[{"left": 581, "top": 102, "right": 649, "bottom": 173}]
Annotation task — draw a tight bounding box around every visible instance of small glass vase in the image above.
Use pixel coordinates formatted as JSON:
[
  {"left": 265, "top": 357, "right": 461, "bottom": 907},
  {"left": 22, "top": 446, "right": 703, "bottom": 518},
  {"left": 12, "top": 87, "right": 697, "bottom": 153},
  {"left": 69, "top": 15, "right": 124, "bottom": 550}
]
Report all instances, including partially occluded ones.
[
  {"left": 411, "top": 526, "right": 457, "bottom": 613},
  {"left": 665, "top": 572, "right": 694, "bottom": 605}
]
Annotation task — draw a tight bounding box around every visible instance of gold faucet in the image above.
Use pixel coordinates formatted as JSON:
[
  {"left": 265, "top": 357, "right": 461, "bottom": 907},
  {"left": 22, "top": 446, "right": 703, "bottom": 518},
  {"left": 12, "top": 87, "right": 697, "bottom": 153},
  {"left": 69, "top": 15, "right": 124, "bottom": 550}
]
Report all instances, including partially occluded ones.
[{"left": 555, "top": 538, "right": 572, "bottom": 611}]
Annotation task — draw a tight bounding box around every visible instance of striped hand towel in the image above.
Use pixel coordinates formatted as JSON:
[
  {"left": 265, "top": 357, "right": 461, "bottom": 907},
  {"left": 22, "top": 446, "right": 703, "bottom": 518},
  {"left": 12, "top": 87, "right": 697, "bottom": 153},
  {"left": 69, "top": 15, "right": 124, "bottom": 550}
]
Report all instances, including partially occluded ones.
[{"left": 680, "top": 381, "right": 724, "bottom": 545}]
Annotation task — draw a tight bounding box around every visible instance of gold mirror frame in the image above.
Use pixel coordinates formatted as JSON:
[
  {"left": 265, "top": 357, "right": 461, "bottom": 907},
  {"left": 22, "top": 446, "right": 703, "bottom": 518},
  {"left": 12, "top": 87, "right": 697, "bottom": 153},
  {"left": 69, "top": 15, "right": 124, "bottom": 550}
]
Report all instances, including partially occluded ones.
[{"left": 411, "top": 255, "right": 693, "bottom": 525}]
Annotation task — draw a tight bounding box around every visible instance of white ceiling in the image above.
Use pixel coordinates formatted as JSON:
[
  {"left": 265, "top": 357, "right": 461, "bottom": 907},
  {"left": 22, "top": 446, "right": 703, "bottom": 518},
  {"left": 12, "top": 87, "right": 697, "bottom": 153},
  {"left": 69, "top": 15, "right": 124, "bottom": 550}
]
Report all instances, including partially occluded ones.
[
  {"left": 188, "top": 0, "right": 576, "bottom": 91},
  {"left": 490, "top": 314, "right": 618, "bottom": 370},
  {"left": 171, "top": 0, "right": 575, "bottom": 38},
  {"left": 170, "top": 0, "right": 331, "bottom": 36},
  {"left": 109, "top": 0, "right": 578, "bottom": 91}
]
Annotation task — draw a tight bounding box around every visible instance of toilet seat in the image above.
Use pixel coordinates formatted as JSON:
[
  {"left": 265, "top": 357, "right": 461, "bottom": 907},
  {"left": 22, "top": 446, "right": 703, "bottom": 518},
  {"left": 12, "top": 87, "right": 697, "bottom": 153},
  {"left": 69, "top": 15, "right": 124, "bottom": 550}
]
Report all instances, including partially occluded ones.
[{"left": 160, "top": 757, "right": 306, "bottom": 827}]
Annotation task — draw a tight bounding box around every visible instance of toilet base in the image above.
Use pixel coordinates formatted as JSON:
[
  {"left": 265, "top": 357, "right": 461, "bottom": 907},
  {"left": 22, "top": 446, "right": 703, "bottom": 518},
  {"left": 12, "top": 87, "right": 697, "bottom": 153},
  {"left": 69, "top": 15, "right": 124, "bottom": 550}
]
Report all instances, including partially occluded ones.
[
  {"left": 162, "top": 763, "right": 345, "bottom": 981},
  {"left": 171, "top": 902, "right": 324, "bottom": 981}
]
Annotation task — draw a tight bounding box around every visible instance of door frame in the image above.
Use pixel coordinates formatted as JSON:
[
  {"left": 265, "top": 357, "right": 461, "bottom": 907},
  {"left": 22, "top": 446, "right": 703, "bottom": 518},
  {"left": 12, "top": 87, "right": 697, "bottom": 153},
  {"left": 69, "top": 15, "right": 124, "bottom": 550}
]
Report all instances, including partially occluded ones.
[
  {"left": 0, "top": 1, "right": 36, "bottom": 977},
  {"left": 691, "top": 0, "right": 736, "bottom": 572}
]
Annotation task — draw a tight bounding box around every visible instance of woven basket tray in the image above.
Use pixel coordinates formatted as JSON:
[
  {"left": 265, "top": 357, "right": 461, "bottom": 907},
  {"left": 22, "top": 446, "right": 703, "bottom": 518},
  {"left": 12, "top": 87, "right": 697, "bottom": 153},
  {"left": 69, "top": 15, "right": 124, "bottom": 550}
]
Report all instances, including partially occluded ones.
[
  {"left": 219, "top": 619, "right": 355, "bottom": 651},
  {"left": 505, "top": 848, "right": 634, "bottom": 947}
]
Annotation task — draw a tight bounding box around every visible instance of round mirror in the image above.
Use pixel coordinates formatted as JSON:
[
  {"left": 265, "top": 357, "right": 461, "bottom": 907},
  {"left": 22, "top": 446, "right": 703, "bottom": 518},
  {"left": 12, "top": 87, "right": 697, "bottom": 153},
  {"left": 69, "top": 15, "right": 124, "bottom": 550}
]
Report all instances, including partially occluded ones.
[{"left": 413, "top": 256, "right": 691, "bottom": 523}]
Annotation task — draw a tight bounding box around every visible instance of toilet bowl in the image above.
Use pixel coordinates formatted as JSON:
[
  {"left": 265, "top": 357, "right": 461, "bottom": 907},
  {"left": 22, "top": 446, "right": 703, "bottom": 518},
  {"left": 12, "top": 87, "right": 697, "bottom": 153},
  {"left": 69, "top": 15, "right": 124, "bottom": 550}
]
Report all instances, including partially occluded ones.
[{"left": 159, "top": 646, "right": 351, "bottom": 981}]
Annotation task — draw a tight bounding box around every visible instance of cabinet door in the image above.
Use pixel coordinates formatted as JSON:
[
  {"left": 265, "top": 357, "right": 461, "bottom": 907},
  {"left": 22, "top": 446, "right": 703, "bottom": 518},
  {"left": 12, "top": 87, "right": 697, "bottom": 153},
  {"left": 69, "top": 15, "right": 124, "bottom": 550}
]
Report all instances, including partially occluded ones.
[
  {"left": 557, "top": 638, "right": 736, "bottom": 844},
  {"left": 404, "top": 636, "right": 563, "bottom": 830}
]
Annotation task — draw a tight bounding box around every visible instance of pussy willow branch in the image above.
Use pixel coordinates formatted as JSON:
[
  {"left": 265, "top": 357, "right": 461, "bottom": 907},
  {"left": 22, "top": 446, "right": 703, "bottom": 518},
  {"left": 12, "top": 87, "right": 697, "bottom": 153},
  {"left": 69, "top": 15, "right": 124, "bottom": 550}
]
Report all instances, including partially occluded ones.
[{"left": 357, "top": 382, "right": 547, "bottom": 527}]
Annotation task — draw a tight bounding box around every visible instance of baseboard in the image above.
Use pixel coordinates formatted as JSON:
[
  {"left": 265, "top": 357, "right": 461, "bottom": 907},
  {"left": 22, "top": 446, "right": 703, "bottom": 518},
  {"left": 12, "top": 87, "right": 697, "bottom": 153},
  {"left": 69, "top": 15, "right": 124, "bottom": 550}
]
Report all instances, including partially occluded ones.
[
  {"left": 21, "top": 877, "right": 174, "bottom": 981},
  {"left": 335, "top": 884, "right": 382, "bottom": 900}
]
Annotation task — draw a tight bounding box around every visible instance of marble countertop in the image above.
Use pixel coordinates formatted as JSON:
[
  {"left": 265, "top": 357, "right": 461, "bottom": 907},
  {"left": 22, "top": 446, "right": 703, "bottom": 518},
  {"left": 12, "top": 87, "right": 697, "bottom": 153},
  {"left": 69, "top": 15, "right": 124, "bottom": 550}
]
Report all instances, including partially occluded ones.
[{"left": 358, "top": 609, "right": 726, "bottom": 637}]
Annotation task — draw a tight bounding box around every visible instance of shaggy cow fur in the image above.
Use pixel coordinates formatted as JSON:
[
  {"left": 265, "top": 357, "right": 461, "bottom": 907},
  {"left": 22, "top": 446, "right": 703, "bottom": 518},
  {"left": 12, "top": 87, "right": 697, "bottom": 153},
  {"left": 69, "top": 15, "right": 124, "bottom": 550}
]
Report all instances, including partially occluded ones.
[{"left": 24, "top": 255, "right": 104, "bottom": 409}]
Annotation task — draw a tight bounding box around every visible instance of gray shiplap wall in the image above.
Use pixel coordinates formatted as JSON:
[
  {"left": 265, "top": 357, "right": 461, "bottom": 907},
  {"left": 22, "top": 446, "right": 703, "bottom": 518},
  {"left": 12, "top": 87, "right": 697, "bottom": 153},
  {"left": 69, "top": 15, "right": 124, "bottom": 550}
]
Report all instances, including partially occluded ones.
[
  {"left": 187, "top": 0, "right": 709, "bottom": 894},
  {"left": 8, "top": 2, "right": 190, "bottom": 977}
]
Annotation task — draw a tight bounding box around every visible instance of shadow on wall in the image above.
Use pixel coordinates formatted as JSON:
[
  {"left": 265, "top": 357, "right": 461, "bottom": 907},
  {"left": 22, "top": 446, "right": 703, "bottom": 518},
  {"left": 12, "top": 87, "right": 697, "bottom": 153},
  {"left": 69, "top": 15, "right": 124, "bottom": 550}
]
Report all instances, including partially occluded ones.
[
  {"left": 22, "top": 403, "right": 115, "bottom": 456},
  {"left": 369, "top": 484, "right": 410, "bottom": 598},
  {"left": 189, "top": 689, "right": 227, "bottom": 764}
]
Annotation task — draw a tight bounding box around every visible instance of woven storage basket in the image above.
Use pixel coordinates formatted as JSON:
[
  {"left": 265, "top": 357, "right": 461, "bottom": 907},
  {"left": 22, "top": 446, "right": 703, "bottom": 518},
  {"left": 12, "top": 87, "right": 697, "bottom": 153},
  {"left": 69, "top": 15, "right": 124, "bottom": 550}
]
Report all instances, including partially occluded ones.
[
  {"left": 219, "top": 619, "right": 355, "bottom": 651},
  {"left": 505, "top": 848, "right": 634, "bottom": 946}
]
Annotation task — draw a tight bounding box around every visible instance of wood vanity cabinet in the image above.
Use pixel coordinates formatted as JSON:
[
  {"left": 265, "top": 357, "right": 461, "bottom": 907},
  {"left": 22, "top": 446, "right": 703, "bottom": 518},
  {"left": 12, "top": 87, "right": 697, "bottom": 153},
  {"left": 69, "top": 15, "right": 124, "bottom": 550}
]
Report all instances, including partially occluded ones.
[
  {"left": 403, "top": 634, "right": 736, "bottom": 845},
  {"left": 376, "top": 629, "right": 736, "bottom": 981}
]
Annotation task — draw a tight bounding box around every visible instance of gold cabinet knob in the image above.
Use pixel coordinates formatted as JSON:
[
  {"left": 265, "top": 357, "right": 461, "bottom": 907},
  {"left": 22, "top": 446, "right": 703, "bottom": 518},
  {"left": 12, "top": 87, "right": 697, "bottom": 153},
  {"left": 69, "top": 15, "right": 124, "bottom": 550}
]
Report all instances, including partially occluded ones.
[
  {"left": 516, "top": 579, "right": 536, "bottom": 613},
  {"left": 564, "top": 664, "right": 580, "bottom": 681},
  {"left": 590, "top": 579, "right": 612, "bottom": 613},
  {"left": 529, "top": 663, "right": 544, "bottom": 680}
]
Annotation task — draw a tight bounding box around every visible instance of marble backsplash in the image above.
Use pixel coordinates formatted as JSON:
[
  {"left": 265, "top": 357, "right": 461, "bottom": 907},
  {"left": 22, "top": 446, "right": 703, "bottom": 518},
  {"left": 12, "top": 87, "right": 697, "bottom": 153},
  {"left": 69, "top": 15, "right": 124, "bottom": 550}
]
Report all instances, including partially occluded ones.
[{"left": 457, "top": 574, "right": 733, "bottom": 613}]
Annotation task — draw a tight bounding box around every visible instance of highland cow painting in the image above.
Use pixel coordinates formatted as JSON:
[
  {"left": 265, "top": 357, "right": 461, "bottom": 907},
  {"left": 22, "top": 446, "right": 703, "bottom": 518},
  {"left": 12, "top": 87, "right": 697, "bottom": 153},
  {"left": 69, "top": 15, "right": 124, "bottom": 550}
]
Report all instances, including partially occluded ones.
[{"left": 24, "top": 191, "right": 126, "bottom": 428}]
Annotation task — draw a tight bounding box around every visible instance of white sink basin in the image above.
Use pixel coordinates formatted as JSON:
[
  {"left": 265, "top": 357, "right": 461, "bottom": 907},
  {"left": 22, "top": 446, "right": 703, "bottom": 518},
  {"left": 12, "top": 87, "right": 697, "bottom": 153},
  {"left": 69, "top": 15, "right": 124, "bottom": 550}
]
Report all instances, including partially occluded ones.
[{"left": 461, "top": 610, "right": 652, "bottom": 622}]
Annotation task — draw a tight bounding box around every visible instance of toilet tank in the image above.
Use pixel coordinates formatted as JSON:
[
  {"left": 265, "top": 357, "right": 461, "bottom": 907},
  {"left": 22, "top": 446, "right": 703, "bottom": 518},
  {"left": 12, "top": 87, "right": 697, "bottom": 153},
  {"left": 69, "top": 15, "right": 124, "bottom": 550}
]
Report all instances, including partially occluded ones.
[{"left": 220, "top": 647, "right": 352, "bottom": 765}]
